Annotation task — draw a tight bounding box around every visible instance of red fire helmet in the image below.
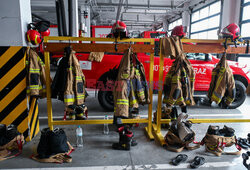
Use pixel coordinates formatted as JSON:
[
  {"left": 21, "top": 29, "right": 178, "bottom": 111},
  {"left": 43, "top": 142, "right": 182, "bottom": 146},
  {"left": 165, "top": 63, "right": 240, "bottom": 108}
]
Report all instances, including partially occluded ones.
[
  {"left": 40, "top": 29, "right": 50, "bottom": 37},
  {"left": 221, "top": 23, "right": 240, "bottom": 40},
  {"left": 171, "top": 25, "right": 186, "bottom": 37},
  {"left": 26, "top": 29, "right": 42, "bottom": 45}
]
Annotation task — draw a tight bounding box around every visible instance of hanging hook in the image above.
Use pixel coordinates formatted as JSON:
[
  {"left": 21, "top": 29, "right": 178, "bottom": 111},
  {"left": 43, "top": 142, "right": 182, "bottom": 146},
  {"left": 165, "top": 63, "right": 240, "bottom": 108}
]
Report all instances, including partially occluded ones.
[
  {"left": 114, "top": 38, "right": 118, "bottom": 52},
  {"left": 223, "top": 37, "right": 228, "bottom": 50}
]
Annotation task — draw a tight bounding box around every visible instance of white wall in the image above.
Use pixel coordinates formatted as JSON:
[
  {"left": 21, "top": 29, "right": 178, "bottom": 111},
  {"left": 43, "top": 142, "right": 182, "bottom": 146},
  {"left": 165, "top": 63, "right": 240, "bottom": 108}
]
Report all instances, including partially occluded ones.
[
  {"left": 221, "top": 0, "right": 241, "bottom": 29},
  {"left": 0, "top": 0, "right": 32, "bottom": 46}
]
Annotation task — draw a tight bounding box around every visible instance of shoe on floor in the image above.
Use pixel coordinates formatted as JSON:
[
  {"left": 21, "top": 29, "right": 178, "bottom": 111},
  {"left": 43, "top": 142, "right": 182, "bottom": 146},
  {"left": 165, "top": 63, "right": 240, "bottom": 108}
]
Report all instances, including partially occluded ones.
[
  {"left": 190, "top": 156, "right": 205, "bottom": 169},
  {"left": 171, "top": 154, "right": 188, "bottom": 166}
]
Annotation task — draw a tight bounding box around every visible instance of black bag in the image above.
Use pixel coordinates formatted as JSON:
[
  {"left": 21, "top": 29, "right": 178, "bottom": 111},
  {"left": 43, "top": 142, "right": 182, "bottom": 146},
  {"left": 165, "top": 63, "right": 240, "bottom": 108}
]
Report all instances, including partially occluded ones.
[
  {"left": 37, "top": 128, "right": 69, "bottom": 159},
  {"left": 49, "top": 128, "right": 69, "bottom": 155},
  {"left": 0, "top": 124, "right": 18, "bottom": 146}
]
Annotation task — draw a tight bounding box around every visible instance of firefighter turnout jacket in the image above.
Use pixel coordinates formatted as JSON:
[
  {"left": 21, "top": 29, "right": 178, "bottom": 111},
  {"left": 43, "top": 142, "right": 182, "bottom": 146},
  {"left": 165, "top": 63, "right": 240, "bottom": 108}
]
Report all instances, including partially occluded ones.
[
  {"left": 208, "top": 53, "right": 235, "bottom": 106},
  {"left": 64, "top": 49, "right": 86, "bottom": 106},
  {"left": 161, "top": 37, "right": 195, "bottom": 107},
  {"left": 113, "top": 48, "right": 150, "bottom": 118},
  {"left": 51, "top": 48, "right": 86, "bottom": 106},
  {"left": 26, "top": 47, "right": 47, "bottom": 98}
]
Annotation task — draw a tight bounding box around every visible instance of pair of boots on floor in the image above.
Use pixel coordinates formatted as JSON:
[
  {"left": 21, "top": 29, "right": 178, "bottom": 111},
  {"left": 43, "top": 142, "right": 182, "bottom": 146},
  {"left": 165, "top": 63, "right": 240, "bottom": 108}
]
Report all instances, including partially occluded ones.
[{"left": 112, "top": 125, "right": 137, "bottom": 150}]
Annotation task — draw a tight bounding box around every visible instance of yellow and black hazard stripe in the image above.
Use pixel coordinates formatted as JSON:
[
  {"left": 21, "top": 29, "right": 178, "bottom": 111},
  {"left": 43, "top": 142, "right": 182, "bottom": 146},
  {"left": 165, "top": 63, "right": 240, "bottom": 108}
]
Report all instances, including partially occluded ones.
[
  {"left": 27, "top": 97, "right": 40, "bottom": 141},
  {"left": 0, "top": 46, "right": 30, "bottom": 140}
]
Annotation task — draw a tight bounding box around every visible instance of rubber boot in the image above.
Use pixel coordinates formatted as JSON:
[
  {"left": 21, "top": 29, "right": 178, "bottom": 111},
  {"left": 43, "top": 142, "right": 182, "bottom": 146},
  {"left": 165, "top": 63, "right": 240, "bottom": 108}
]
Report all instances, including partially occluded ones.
[
  {"left": 75, "top": 105, "right": 86, "bottom": 120},
  {"left": 125, "top": 128, "right": 137, "bottom": 146},
  {"left": 112, "top": 127, "right": 132, "bottom": 150}
]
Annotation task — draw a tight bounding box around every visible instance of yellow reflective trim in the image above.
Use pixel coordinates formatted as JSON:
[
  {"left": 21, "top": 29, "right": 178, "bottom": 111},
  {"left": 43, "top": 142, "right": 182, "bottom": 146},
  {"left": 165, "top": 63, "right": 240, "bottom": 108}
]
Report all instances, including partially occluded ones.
[
  {"left": 76, "top": 95, "right": 85, "bottom": 99},
  {"left": 176, "top": 97, "right": 184, "bottom": 102},
  {"left": 117, "top": 102, "right": 129, "bottom": 105},
  {"left": 226, "top": 97, "right": 233, "bottom": 102},
  {"left": 211, "top": 93, "right": 221, "bottom": 103},
  {"left": 214, "top": 73, "right": 224, "bottom": 91},
  {"left": 117, "top": 99, "right": 128, "bottom": 102},
  {"left": 27, "top": 35, "right": 31, "bottom": 42},
  {"left": 166, "top": 98, "right": 175, "bottom": 104},
  {"left": 35, "top": 35, "right": 38, "bottom": 44},
  {"left": 130, "top": 99, "right": 137, "bottom": 105},
  {"left": 29, "top": 69, "right": 40, "bottom": 73},
  {"left": 117, "top": 100, "right": 129, "bottom": 103},
  {"left": 135, "top": 69, "right": 140, "bottom": 75},
  {"left": 122, "top": 74, "right": 129, "bottom": 79},
  {"left": 64, "top": 98, "right": 75, "bottom": 103}
]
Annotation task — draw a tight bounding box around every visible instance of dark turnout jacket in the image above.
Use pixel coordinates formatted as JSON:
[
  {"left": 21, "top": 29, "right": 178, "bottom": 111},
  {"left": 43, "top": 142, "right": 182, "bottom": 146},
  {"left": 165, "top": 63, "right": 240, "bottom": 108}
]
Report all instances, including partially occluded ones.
[{"left": 51, "top": 49, "right": 86, "bottom": 106}]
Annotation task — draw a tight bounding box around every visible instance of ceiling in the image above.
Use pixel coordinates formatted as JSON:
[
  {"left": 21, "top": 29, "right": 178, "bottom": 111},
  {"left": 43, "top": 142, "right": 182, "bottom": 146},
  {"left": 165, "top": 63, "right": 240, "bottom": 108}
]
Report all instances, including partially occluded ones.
[{"left": 31, "top": 0, "right": 206, "bottom": 31}]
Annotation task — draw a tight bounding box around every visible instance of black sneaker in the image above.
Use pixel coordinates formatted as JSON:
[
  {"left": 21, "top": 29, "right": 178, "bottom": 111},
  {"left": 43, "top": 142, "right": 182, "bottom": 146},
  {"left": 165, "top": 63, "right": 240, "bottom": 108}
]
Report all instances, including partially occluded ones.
[{"left": 237, "top": 138, "right": 250, "bottom": 149}]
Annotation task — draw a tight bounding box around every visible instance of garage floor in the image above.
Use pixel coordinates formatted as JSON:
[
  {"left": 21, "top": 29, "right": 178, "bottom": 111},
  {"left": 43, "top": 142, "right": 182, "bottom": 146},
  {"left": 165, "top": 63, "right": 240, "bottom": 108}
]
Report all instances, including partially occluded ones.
[{"left": 1, "top": 91, "right": 250, "bottom": 170}]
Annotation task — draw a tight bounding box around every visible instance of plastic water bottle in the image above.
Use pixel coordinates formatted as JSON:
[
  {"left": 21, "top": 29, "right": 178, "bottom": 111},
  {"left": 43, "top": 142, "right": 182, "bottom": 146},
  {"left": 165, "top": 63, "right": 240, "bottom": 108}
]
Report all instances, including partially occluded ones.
[
  {"left": 76, "top": 126, "right": 83, "bottom": 147},
  {"left": 104, "top": 115, "right": 109, "bottom": 135}
]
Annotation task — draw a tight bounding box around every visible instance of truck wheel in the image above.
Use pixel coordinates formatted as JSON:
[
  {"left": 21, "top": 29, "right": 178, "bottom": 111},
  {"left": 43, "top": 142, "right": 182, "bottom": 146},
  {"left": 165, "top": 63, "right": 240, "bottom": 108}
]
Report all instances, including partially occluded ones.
[
  {"left": 229, "top": 80, "right": 246, "bottom": 109},
  {"left": 98, "top": 90, "right": 114, "bottom": 111}
]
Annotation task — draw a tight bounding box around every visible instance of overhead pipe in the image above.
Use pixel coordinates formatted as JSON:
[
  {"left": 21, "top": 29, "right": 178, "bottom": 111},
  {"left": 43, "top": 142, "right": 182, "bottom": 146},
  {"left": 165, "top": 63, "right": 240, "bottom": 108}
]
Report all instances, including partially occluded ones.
[
  {"left": 58, "top": 0, "right": 68, "bottom": 36},
  {"left": 95, "top": 2, "right": 175, "bottom": 8},
  {"left": 55, "top": 0, "right": 63, "bottom": 36},
  {"left": 68, "top": 0, "right": 73, "bottom": 36},
  {"left": 115, "top": 0, "right": 124, "bottom": 22}
]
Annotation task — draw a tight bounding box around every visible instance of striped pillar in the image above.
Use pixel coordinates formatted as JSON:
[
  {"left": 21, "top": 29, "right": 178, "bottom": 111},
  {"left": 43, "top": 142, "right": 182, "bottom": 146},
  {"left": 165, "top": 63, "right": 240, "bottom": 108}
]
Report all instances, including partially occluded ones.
[{"left": 0, "top": 46, "right": 39, "bottom": 141}]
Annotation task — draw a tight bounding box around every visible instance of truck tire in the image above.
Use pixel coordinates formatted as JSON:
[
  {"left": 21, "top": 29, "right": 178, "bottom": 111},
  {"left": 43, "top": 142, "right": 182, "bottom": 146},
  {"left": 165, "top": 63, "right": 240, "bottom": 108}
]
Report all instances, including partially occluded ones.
[
  {"left": 229, "top": 80, "right": 246, "bottom": 109},
  {"left": 98, "top": 90, "right": 114, "bottom": 111}
]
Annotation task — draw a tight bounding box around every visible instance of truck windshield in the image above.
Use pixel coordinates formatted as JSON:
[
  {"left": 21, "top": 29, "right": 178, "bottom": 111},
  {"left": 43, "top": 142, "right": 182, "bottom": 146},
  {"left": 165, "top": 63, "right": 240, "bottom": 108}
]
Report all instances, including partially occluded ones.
[
  {"left": 150, "top": 33, "right": 167, "bottom": 38},
  {"left": 186, "top": 53, "right": 211, "bottom": 61}
]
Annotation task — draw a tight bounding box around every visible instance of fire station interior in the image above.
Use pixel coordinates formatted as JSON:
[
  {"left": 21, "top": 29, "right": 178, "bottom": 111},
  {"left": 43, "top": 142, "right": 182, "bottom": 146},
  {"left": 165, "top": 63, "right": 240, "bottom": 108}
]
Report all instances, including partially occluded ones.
[{"left": 1, "top": 0, "right": 250, "bottom": 169}]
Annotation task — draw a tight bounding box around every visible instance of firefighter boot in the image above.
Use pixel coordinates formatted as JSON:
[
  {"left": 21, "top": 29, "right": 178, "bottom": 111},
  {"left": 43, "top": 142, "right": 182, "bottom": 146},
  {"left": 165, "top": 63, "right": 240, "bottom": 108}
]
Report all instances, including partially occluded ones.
[
  {"left": 112, "top": 127, "right": 132, "bottom": 150},
  {"left": 75, "top": 105, "right": 87, "bottom": 120},
  {"left": 66, "top": 105, "right": 76, "bottom": 120},
  {"left": 125, "top": 128, "right": 138, "bottom": 146}
]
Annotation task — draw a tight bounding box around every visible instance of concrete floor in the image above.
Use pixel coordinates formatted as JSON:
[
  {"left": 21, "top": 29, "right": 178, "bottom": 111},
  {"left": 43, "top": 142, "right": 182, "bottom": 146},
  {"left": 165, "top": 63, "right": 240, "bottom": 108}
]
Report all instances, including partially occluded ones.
[{"left": 1, "top": 91, "right": 250, "bottom": 170}]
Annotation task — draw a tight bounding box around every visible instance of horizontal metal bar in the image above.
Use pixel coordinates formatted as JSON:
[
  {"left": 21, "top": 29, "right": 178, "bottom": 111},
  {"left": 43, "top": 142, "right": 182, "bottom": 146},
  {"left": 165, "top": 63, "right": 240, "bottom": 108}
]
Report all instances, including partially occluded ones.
[
  {"left": 51, "top": 118, "right": 149, "bottom": 125},
  {"left": 44, "top": 43, "right": 154, "bottom": 53},
  {"left": 43, "top": 36, "right": 154, "bottom": 42},
  {"left": 160, "top": 119, "right": 250, "bottom": 123},
  {"left": 181, "top": 39, "right": 224, "bottom": 43},
  {"left": 96, "top": 2, "right": 174, "bottom": 8}
]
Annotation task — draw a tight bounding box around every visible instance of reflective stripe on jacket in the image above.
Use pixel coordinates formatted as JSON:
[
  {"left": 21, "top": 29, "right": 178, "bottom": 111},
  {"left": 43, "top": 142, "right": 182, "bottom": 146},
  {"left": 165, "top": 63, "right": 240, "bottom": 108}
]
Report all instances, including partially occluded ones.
[
  {"left": 26, "top": 47, "right": 47, "bottom": 98},
  {"left": 64, "top": 50, "right": 86, "bottom": 106},
  {"left": 208, "top": 54, "right": 235, "bottom": 105},
  {"left": 113, "top": 48, "right": 150, "bottom": 118}
]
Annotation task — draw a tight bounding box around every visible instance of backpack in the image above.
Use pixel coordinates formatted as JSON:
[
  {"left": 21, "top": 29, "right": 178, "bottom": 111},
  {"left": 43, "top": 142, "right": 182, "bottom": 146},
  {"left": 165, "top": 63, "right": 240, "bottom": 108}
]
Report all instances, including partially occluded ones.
[{"left": 32, "top": 127, "right": 74, "bottom": 163}]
